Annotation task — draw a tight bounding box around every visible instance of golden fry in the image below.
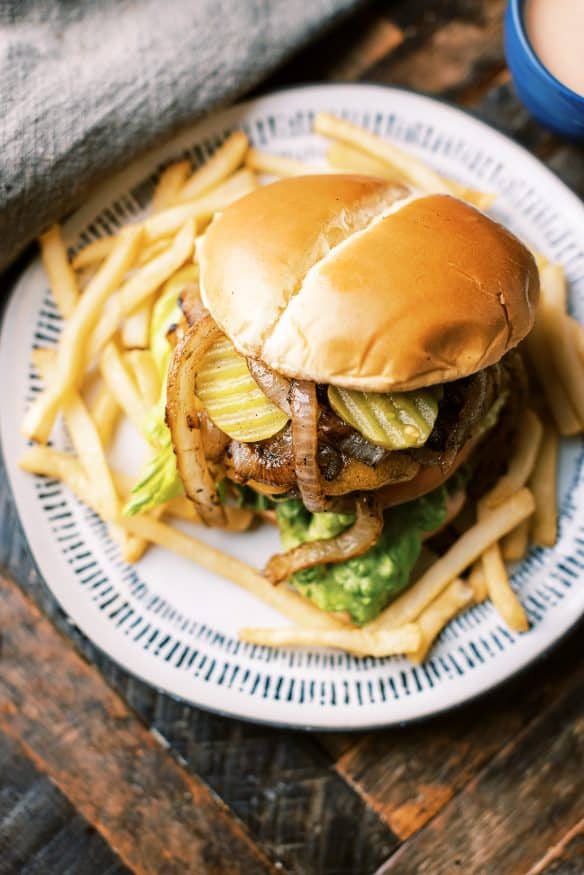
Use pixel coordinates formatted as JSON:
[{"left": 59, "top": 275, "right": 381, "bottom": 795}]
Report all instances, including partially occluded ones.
[
  {"left": 525, "top": 319, "right": 581, "bottom": 435},
  {"left": 22, "top": 227, "right": 143, "bottom": 444},
  {"left": 178, "top": 131, "right": 249, "bottom": 203},
  {"left": 151, "top": 159, "right": 191, "bottom": 212},
  {"left": 468, "top": 562, "right": 488, "bottom": 603},
  {"left": 483, "top": 409, "right": 543, "bottom": 508},
  {"left": 118, "top": 514, "right": 348, "bottom": 629},
  {"left": 409, "top": 579, "right": 474, "bottom": 663},
  {"left": 245, "top": 148, "right": 325, "bottom": 177},
  {"left": 71, "top": 236, "right": 116, "bottom": 270},
  {"left": 40, "top": 225, "right": 80, "bottom": 318},
  {"left": 89, "top": 383, "right": 120, "bottom": 448},
  {"left": 529, "top": 425, "right": 559, "bottom": 547},
  {"left": 125, "top": 349, "right": 161, "bottom": 407},
  {"left": 540, "top": 263, "right": 584, "bottom": 425},
  {"left": 238, "top": 623, "right": 421, "bottom": 657},
  {"left": 326, "top": 141, "right": 495, "bottom": 208},
  {"left": 568, "top": 315, "right": 584, "bottom": 364},
  {"left": 121, "top": 300, "right": 153, "bottom": 349},
  {"left": 370, "top": 489, "right": 535, "bottom": 631},
  {"left": 500, "top": 518, "right": 530, "bottom": 562},
  {"left": 100, "top": 343, "right": 150, "bottom": 436},
  {"left": 143, "top": 170, "right": 256, "bottom": 241},
  {"left": 481, "top": 540, "right": 529, "bottom": 632},
  {"left": 314, "top": 112, "right": 451, "bottom": 195}
]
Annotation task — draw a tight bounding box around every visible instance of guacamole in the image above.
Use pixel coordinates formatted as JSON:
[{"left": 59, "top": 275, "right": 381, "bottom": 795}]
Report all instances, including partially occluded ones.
[{"left": 275, "top": 487, "right": 447, "bottom": 625}]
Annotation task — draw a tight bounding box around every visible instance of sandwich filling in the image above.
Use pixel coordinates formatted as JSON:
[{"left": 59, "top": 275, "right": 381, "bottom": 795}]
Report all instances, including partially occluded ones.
[{"left": 126, "top": 285, "right": 527, "bottom": 625}]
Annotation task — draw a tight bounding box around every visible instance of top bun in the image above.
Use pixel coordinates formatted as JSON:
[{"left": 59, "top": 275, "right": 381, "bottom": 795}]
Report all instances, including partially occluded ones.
[{"left": 199, "top": 174, "right": 539, "bottom": 392}]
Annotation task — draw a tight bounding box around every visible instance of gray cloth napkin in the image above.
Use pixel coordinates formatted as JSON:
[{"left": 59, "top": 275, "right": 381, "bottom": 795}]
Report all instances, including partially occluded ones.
[{"left": 0, "top": 0, "right": 362, "bottom": 271}]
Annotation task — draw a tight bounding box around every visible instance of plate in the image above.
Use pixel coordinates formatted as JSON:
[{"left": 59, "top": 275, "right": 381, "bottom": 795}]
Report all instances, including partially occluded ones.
[{"left": 2, "top": 84, "right": 583, "bottom": 730}]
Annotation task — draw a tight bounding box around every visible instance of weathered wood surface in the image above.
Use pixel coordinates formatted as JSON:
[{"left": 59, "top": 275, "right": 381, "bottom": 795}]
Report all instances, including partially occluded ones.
[{"left": 1, "top": 1, "right": 583, "bottom": 873}]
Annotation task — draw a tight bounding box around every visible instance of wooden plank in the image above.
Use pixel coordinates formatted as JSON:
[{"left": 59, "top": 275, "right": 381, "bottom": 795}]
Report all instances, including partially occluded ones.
[
  {"left": 0, "top": 729, "right": 131, "bottom": 875},
  {"left": 376, "top": 664, "right": 583, "bottom": 874},
  {"left": 0, "top": 574, "right": 276, "bottom": 875},
  {"left": 331, "top": 630, "right": 582, "bottom": 840},
  {"left": 0, "top": 461, "right": 397, "bottom": 874},
  {"left": 138, "top": 694, "right": 399, "bottom": 873},
  {"left": 526, "top": 819, "right": 584, "bottom": 875},
  {"left": 366, "top": 0, "right": 507, "bottom": 99}
]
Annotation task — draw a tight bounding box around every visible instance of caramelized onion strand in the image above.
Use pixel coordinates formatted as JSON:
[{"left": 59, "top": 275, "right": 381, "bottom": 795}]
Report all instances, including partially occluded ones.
[
  {"left": 166, "top": 314, "right": 226, "bottom": 526},
  {"left": 264, "top": 496, "right": 384, "bottom": 585}
]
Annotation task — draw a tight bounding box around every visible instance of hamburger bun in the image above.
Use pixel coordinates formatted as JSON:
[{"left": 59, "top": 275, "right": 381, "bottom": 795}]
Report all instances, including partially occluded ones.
[{"left": 199, "top": 175, "right": 539, "bottom": 392}]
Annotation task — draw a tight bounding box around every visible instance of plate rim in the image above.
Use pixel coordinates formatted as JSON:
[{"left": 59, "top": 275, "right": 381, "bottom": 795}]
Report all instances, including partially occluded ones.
[{"left": 2, "top": 81, "right": 583, "bottom": 730}]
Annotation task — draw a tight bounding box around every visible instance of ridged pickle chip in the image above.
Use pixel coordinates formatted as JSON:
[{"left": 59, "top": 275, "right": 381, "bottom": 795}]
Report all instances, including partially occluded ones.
[
  {"left": 328, "top": 385, "right": 439, "bottom": 450},
  {"left": 197, "top": 337, "right": 289, "bottom": 442}
]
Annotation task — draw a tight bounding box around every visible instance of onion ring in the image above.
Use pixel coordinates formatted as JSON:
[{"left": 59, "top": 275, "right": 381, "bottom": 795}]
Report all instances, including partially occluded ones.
[{"left": 166, "top": 314, "right": 226, "bottom": 526}]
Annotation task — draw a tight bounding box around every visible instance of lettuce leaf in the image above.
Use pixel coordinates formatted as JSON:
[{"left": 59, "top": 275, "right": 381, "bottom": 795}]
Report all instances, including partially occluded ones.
[{"left": 275, "top": 487, "right": 447, "bottom": 625}]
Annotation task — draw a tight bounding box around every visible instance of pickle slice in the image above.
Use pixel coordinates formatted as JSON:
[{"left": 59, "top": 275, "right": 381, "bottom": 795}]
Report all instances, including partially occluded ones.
[
  {"left": 197, "top": 337, "right": 289, "bottom": 442},
  {"left": 328, "top": 385, "right": 438, "bottom": 450}
]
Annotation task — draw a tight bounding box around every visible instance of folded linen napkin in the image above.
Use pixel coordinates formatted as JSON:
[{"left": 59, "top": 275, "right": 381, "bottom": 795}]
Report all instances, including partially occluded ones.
[{"left": 0, "top": 0, "right": 362, "bottom": 271}]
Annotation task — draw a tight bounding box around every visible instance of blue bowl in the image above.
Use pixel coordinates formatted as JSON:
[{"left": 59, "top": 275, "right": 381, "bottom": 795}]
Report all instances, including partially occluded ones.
[{"left": 504, "top": 0, "right": 584, "bottom": 141}]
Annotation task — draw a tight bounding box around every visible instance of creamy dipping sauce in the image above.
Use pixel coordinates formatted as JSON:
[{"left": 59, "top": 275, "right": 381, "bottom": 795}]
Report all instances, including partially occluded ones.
[{"left": 524, "top": 0, "right": 584, "bottom": 97}]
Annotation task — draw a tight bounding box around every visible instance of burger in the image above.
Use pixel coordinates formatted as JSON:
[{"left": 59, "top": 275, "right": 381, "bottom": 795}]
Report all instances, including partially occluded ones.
[{"left": 165, "top": 175, "right": 539, "bottom": 626}]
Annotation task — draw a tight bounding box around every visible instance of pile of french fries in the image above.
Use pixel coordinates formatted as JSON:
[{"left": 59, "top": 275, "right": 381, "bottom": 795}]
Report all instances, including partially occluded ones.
[{"left": 19, "top": 112, "right": 584, "bottom": 662}]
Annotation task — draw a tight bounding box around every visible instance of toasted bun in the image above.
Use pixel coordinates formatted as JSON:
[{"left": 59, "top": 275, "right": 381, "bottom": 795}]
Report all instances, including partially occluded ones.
[{"left": 199, "top": 175, "right": 539, "bottom": 391}]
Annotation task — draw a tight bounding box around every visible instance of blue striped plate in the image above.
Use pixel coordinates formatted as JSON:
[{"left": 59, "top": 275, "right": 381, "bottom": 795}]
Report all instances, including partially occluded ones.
[{"left": 2, "top": 84, "right": 583, "bottom": 729}]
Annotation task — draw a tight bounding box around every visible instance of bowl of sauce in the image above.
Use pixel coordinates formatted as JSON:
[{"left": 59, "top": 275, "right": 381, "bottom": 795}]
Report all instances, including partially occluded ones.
[{"left": 505, "top": 0, "right": 584, "bottom": 140}]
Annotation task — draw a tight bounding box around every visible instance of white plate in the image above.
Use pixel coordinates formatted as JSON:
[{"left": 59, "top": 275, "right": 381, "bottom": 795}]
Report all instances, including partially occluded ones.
[{"left": 2, "top": 84, "right": 583, "bottom": 730}]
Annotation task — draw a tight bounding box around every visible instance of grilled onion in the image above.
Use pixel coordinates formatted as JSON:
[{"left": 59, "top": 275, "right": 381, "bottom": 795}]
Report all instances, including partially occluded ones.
[
  {"left": 264, "top": 496, "right": 384, "bottom": 584},
  {"left": 166, "top": 314, "right": 226, "bottom": 526},
  {"left": 247, "top": 358, "right": 292, "bottom": 416},
  {"left": 290, "top": 380, "right": 328, "bottom": 512}
]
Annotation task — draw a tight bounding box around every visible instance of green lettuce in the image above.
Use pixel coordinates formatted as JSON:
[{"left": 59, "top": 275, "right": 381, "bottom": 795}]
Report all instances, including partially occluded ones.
[
  {"left": 123, "top": 282, "right": 184, "bottom": 516},
  {"left": 275, "top": 488, "right": 447, "bottom": 625}
]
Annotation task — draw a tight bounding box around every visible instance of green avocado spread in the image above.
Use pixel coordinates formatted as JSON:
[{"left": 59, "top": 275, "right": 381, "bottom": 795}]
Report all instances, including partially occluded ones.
[{"left": 275, "top": 487, "right": 448, "bottom": 625}]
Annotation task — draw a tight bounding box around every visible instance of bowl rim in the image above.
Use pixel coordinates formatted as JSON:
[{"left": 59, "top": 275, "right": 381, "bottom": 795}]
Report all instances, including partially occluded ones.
[{"left": 507, "top": 0, "right": 584, "bottom": 105}]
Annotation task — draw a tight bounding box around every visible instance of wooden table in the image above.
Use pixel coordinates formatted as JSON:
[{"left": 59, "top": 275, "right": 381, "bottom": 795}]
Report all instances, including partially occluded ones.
[{"left": 1, "top": 2, "right": 582, "bottom": 873}]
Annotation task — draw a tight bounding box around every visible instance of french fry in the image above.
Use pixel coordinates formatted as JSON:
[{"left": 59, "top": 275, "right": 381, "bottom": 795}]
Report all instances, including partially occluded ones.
[
  {"left": 468, "top": 562, "right": 488, "bottom": 603},
  {"left": 314, "top": 112, "right": 452, "bottom": 195},
  {"left": 32, "top": 353, "right": 118, "bottom": 519},
  {"left": 19, "top": 446, "right": 91, "bottom": 499},
  {"left": 483, "top": 409, "right": 543, "bottom": 508},
  {"left": 529, "top": 425, "right": 559, "bottom": 546},
  {"left": 136, "top": 237, "right": 170, "bottom": 267},
  {"left": 22, "top": 227, "right": 143, "bottom": 444},
  {"left": 151, "top": 159, "right": 191, "bottom": 212},
  {"left": 87, "top": 295, "right": 122, "bottom": 361},
  {"left": 525, "top": 318, "right": 581, "bottom": 436},
  {"left": 245, "top": 148, "right": 325, "bottom": 177},
  {"left": 238, "top": 623, "right": 421, "bottom": 657},
  {"left": 71, "top": 236, "right": 117, "bottom": 271},
  {"left": 40, "top": 225, "right": 80, "bottom": 318},
  {"left": 327, "top": 141, "right": 403, "bottom": 178},
  {"left": 177, "top": 131, "right": 249, "bottom": 203},
  {"left": 326, "top": 141, "right": 495, "bottom": 209},
  {"left": 568, "top": 315, "right": 584, "bottom": 365},
  {"left": 370, "top": 489, "right": 535, "bottom": 631},
  {"left": 89, "top": 383, "right": 120, "bottom": 448},
  {"left": 117, "top": 514, "right": 347, "bottom": 629},
  {"left": 540, "top": 263, "right": 584, "bottom": 425},
  {"left": 143, "top": 170, "right": 256, "bottom": 242},
  {"left": 119, "top": 220, "right": 195, "bottom": 315},
  {"left": 409, "top": 579, "right": 474, "bottom": 663},
  {"left": 125, "top": 349, "right": 160, "bottom": 407},
  {"left": 501, "top": 518, "right": 530, "bottom": 562},
  {"left": 121, "top": 300, "right": 153, "bottom": 349},
  {"left": 100, "top": 343, "right": 150, "bottom": 436},
  {"left": 481, "top": 538, "right": 529, "bottom": 632}
]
